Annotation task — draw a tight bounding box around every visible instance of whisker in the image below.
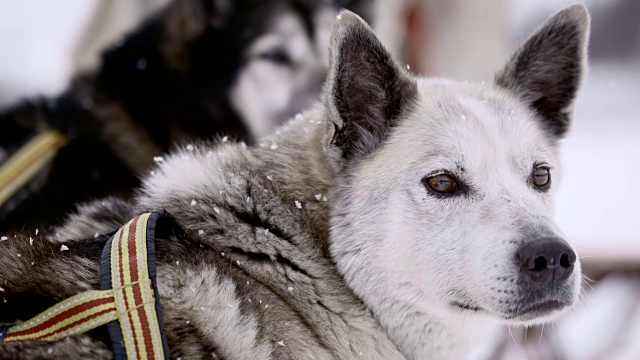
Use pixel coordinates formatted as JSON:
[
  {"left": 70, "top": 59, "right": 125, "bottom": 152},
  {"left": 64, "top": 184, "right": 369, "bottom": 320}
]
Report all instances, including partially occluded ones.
[
  {"left": 582, "top": 274, "right": 597, "bottom": 284},
  {"left": 537, "top": 324, "right": 545, "bottom": 348},
  {"left": 578, "top": 293, "right": 589, "bottom": 312},
  {"left": 508, "top": 326, "right": 525, "bottom": 356},
  {"left": 582, "top": 277, "right": 595, "bottom": 291}
]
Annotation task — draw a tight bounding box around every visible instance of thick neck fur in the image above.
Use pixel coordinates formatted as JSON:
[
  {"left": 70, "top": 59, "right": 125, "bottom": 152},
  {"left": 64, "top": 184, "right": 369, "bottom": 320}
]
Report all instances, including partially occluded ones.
[{"left": 138, "top": 103, "right": 494, "bottom": 359}]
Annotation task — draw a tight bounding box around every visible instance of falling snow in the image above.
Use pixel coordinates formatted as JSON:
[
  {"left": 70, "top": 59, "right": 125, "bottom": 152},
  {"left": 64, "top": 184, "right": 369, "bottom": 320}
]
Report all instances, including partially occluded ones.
[
  {"left": 154, "top": 156, "right": 164, "bottom": 163},
  {"left": 267, "top": 175, "right": 273, "bottom": 181},
  {"left": 35, "top": 228, "right": 39, "bottom": 235},
  {"left": 94, "top": 233, "right": 99, "bottom": 238},
  {"left": 213, "top": 207, "right": 220, "bottom": 214},
  {"left": 277, "top": 341, "right": 285, "bottom": 347},
  {"left": 221, "top": 252, "right": 225, "bottom": 257},
  {"left": 222, "top": 136, "right": 229, "bottom": 142},
  {"left": 295, "top": 201, "right": 302, "bottom": 209},
  {"left": 60, "top": 245, "right": 69, "bottom": 252},
  {"left": 287, "top": 287, "right": 293, "bottom": 292},
  {"left": 29, "top": 237, "right": 33, "bottom": 245},
  {"left": 0, "top": 287, "right": 4, "bottom": 292},
  {"left": 406, "top": 64, "right": 411, "bottom": 70},
  {"left": 176, "top": 261, "right": 180, "bottom": 266},
  {"left": 1, "top": 236, "right": 6, "bottom": 241},
  {"left": 191, "top": 199, "right": 197, "bottom": 206},
  {"left": 186, "top": 144, "right": 195, "bottom": 152},
  {"left": 198, "top": 229, "right": 205, "bottom": 236},
  {"left": 270, "top": 143, "right": 278, "bottom": 150},
  {"left": 295, "top": 113, "right": 304, "bottom": 121},
  {"left": 315, "top": 194, "right": 322, "bottom": 201}
]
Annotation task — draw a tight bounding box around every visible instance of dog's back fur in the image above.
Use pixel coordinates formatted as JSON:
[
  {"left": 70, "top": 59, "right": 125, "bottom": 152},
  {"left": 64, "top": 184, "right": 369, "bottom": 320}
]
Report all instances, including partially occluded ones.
[{"left": 0, "top": 5, "right": 590, "bottom": 359}]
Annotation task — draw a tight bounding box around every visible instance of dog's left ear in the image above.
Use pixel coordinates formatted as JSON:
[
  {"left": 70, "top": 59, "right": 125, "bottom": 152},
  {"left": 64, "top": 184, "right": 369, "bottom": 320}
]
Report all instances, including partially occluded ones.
[
  {"left": 495, "top": 4, "right": 590, "bottom": 138},
  {"left": 324, "top": 11, "right": 416, "bottom": 162}
]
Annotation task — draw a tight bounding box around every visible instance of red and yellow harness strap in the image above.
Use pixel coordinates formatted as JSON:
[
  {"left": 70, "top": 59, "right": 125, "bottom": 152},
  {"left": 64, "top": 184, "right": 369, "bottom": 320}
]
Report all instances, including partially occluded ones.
[
  {"left": 0, "top": 212, "right": 170, "bottom": 360},
  {"left": 0, "top": 130, "right": 67, "bottom": 211}
]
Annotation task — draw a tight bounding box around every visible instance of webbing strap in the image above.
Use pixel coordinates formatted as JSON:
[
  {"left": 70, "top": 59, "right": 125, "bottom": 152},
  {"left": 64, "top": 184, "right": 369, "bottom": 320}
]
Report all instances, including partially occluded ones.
[
  {"left": 102, "top": 213, "right": 167, "bottom": 360},
  {"left": 0, "top": 212, "right": 170, "bottom": 360},
  {"left": 1, "top": 290, "right": 117, "bottom": 343},
  {"left": 0, "top": 130, "right": 67, "bottom": 210}
]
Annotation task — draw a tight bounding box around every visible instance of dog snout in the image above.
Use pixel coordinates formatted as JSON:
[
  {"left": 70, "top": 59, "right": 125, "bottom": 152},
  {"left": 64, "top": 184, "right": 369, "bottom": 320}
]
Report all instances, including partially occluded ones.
[{"left": 515, "top": 238, "right": 576, "bottom": 285}]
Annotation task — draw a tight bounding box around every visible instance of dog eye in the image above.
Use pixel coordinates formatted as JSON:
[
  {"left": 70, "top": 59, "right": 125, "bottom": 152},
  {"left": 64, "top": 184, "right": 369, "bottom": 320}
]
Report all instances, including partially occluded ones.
[
  {"left": 425, "top": 174, "right": 456, "bottom": 193},
  {"left": 258, "top": 47, "right": 292, "bottom": 65},
  {"left": 532, "top": 166, "right": 550, "bottom": 188}
]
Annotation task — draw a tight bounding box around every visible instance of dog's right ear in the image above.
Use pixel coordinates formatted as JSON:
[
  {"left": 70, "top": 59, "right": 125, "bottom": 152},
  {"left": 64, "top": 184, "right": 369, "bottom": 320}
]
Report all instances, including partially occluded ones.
[
  {"left": 495, "top": 4, "right": 590, "bottom": 139},
  {"left": 324, "top": 11, "right": 416, "bottom": 162}
]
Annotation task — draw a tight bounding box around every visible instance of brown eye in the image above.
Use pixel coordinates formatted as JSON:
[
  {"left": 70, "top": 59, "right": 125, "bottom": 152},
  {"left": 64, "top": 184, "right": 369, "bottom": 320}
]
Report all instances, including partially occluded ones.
[
  {"left": 532, "top": 167, "right": 550, "bottom": 188},
  {"left": 426, "top": 174, "right": 456, "bottom": 193}
]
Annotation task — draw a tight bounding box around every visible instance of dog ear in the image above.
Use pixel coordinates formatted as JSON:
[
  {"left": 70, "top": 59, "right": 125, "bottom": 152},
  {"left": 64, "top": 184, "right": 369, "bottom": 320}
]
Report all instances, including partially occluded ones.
[
  {"left": 495, "top": 4, "right": 590, "bottom": 138},
  {"left": 324, "top": 11, "right": 416, "bottom": 161}
]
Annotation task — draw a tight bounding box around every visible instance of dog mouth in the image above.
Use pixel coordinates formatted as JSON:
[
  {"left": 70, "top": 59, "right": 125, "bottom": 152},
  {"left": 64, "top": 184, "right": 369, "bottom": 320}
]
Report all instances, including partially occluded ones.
[
  {"left": 504, "top": 299, "right": 569, "bottom": 320},
  {"left": 451, "top": 298, "right": 570, "bottom": 320}
]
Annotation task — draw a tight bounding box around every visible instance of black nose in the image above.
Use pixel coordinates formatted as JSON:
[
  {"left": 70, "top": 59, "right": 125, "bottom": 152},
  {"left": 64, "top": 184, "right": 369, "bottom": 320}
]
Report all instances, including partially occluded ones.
[{"left": 516, "top": 238, "right": 576, "bottom": 285}]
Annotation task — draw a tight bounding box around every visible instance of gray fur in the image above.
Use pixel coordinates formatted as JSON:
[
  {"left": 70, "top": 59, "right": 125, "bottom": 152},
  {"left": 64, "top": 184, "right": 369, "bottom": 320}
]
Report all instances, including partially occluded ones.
[{"left": 1, "top": 6, "right": 590, "bottom": 359}]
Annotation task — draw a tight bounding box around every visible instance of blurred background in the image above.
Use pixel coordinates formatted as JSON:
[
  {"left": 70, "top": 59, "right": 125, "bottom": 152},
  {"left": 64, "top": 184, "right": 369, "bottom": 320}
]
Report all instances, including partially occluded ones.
[{"left": 0, "top": 0, "right": 638, "bottom": 358}]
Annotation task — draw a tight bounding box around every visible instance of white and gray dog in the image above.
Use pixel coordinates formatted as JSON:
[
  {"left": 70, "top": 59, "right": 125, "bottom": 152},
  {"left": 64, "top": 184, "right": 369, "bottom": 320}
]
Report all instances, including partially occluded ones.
[{"left": 0, "top": 4, "right": 590, "bottom": 359}]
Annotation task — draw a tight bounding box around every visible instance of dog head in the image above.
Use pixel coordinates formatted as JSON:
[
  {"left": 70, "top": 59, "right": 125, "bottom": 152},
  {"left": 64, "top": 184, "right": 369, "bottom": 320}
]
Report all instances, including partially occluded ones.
[
  {"left": 163, "top": 0, "right": 372, "bottom": 139},
  {"left": 326, "top": 6, "right": 589, "bottom": 326}
]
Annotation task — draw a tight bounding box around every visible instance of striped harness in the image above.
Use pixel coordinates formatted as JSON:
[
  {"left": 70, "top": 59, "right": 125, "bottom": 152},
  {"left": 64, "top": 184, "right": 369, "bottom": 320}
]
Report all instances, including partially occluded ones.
[{"left": 0, "top": 212, "right": 170, "bottom": 360}]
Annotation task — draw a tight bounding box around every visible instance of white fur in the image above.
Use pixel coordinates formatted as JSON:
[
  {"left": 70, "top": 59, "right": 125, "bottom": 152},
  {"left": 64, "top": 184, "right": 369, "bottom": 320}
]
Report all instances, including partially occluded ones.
[{"left": 230, "top": 6, "right": 336, "bottom": 138}]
